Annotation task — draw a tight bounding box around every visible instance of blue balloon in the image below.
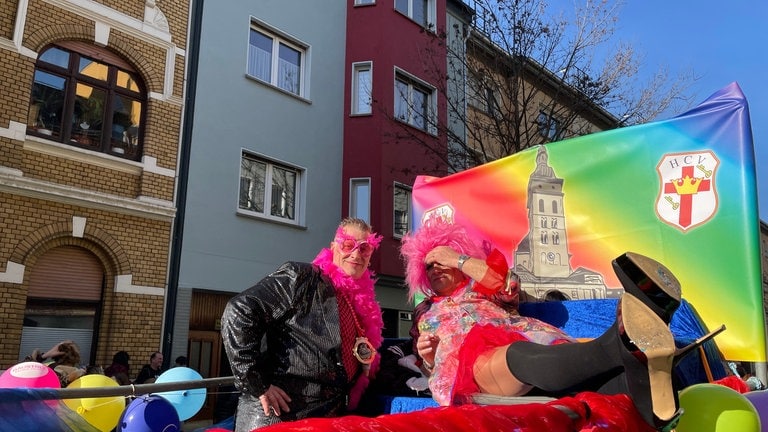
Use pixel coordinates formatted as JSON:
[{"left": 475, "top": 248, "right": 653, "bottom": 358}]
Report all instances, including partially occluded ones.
[
  {"left": 154, "top": 367, "right": 206, "bottom": 421},
  {"left": 118, "top": 395, "right": 180, "bottom": 432}
]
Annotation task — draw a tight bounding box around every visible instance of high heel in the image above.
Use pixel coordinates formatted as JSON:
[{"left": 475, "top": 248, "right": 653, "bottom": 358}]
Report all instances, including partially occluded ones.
[
  {"left": 673, "top": 324, "right": 726, "bottom": 366},
  {"left": 613, "top": 252, "right": 726, "bottom": 366},
  {"left": 613, "top": 252, "right": 681, "bottom": 324},
  {"left": 618, "top": 293, "right": 682, "bottom": 431}
]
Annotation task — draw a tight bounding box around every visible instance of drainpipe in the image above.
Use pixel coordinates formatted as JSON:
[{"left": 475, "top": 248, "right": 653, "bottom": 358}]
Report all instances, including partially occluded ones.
[{"left": 162, "top": 0, "right": 203, "bottom": 369}]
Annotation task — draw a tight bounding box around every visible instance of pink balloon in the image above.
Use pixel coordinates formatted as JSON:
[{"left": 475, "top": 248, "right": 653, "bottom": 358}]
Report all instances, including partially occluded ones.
[{"left": 0, "top": 362, "right": 60, "bottom": 389}]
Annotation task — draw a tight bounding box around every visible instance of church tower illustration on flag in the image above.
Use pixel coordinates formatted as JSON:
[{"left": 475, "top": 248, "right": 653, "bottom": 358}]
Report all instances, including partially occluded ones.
[{"left": 513, "top": 146, "right": 616, "bottom": 301}]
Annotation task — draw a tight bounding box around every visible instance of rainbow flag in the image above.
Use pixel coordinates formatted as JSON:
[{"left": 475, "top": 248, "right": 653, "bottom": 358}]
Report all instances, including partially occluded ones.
[{"left": 412, "top": 82, "right": 763, "bottom": 361}]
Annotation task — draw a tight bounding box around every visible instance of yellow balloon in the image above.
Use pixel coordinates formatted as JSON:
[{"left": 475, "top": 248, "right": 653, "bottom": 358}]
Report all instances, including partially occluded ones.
[
  {"left": 63, "top": 374, "right": 126, "bottom": 432},
  {"left": 676, "top": 383, "right": 761, "bottom": 432}
]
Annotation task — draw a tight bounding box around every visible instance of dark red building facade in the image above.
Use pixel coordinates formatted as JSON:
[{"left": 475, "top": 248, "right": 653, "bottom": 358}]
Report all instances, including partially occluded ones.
[{"left": 343, "top": 0, "right": 469, "bottom": 336}]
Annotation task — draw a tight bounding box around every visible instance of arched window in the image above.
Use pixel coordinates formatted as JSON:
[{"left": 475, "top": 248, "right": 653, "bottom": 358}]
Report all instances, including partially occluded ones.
[
  {"left": 551, "top": 200, "right": 559, "bottom": 214},
  {"left": 27, "top": 42, "right": 146, "bottom": 161}
]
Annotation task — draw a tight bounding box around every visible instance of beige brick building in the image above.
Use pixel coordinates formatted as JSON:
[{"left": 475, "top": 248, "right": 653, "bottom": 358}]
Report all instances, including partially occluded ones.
[{"left": 0, "top": 0, "right": 189, "bottom": 378}]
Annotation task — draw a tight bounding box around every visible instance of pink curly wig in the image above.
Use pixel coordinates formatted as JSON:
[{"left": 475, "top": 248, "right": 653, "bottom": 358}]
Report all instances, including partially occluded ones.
[{"left": 400, "top": 216, "right": 486, "bottom": 300}]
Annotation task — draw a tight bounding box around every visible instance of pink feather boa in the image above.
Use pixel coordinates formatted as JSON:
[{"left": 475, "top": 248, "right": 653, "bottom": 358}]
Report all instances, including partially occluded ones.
[{"left": 312, "top": 248, "right": 384, "bottom": 409}]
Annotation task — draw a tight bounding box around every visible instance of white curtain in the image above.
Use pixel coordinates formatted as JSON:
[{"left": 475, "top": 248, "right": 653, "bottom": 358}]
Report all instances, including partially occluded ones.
[
  {"left": 278, "top": 59, "right": 300, "bottom": 94},
  {"left": 247, "top": 46, "right": 272, "bottom": 82},
  {"left": 356, "top": 69, "right": 372, "bottom": 114}
]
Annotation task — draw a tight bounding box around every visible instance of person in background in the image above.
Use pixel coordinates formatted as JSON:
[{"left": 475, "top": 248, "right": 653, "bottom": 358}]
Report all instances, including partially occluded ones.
[
  {"left": 728, "top": 361, "right": 766, "bottom": 391},
  {"left": 400, "top": 216, "right": 692, "bottom": 431},
  {"left": 84, "top": 364, "right": 104, "bottom": 375},
  {"left": 23, "top": 348, "right": 43, "bottom": 363},
  {"left": 221, "top": 217, "right": 384, "bottom": 431},
  {"left": 42, "top": 340, "right": 85, "bottom": 387},
  {"left": 105, "top": 351, "right": 132, "bottom": 385},
  {"left": 174, "top": 355, "right": 188, "bottom": 368},
  {"left": 134, "top": 351, "right": 163, "bottom": 384}
]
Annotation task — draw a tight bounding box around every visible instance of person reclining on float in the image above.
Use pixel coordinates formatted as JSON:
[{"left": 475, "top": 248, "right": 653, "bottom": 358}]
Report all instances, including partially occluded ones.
[{"left": 400, "top": 216, "right": 719, "bottom": 431}]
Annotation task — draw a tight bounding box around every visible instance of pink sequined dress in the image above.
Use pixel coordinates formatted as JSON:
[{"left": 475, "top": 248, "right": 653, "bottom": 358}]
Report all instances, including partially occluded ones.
[{"left": 412, "top": 281, "right": 574, "bottom": 406}]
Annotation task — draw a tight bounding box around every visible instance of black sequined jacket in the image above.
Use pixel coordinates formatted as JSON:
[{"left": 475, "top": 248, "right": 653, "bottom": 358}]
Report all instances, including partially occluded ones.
[{"left": 221, "top": 261, "right": 352, "bottom": 429}]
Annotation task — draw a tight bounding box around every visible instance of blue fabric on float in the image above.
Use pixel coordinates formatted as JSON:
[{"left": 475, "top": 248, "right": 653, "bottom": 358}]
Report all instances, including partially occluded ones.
[
  {"left": 0, "top": 388, "right": 99, "bottom": 432},
  {"left": 519, "top": 298, "right": 727, "bottom": 387}
]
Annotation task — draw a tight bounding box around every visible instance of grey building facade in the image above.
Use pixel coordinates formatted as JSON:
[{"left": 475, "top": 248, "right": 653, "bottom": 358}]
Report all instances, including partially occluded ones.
[{"left": 168, "top": 1, "right": 348, "bottom": 383}]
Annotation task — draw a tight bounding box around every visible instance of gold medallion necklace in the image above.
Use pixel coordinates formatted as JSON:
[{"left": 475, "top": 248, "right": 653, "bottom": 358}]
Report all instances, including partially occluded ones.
[{"left": 340, "top": 293, "right": 375, "bottom": 365}]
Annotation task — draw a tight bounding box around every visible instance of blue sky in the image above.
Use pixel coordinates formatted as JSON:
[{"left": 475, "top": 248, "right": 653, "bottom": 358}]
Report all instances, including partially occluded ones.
[{"left": 615, "top": 1, "right": 768, "bottom": 221}]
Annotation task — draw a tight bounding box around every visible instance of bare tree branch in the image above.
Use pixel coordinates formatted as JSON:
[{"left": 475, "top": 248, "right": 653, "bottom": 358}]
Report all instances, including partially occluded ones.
[{"left": 379, "top": 0, "right": 698, "bottom": 174}]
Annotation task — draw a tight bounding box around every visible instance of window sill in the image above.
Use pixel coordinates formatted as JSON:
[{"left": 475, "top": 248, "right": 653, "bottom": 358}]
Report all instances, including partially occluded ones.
[
  {"left": 236, "top": 208, "right": 306, "bottom": 229},
  {"left": 395, "top": 117, "right": 438, "bottom": 137},
  {"left": 24, "top": 135, "right": 143, "bottom": 175},
  {"left": 393, "top": 10, "right": 437, "bottom": 33},
  {"left": 245, "top": 74, "right": 312, "bottom": 104}
]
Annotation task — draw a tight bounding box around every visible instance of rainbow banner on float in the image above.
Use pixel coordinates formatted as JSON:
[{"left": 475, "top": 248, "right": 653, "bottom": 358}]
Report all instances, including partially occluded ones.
[{"left": 411, "top": 82, "right": 764, "bottom": 361}]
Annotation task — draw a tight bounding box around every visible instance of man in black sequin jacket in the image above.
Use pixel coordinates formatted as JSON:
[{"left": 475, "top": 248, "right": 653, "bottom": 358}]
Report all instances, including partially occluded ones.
[{"left": 221, "top": 218, "right": 384, "bottom": 431}]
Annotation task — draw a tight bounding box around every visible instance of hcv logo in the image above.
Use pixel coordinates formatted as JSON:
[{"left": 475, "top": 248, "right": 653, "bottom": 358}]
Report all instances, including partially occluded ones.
[{"left": 655, "top": 150, "right": 719, "bottom": 232}]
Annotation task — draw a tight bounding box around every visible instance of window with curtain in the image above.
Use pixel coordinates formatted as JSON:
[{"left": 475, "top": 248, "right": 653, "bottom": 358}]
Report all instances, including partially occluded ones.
[
  {"left": 239, "top": 152, "right": 303, "bottom": 224},
  {"left": 350, "top": 178, "right": 371, "bottom": 223},
  {"left": 27, "top": 42, "right": 146, "bottom": 161},
  {"left": 394, "top": 183, "right": 412, "bottom": 237},
  {"left": 394, "top": 70, "right": 435, "bottom": 133},
  {"left": 352, "top": 62, "right": 373, "bottom": 115},
  {"left": 395, "top": 0, "right": 434, "bottom": 28},
  {"left": 248, "top": 24, "right": 307, "bottom": 97}
]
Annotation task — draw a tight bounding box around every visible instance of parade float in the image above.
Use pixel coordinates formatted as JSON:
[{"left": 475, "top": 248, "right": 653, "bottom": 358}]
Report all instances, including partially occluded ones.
[{"left": 0, "top": 83, "right": 764, "bottom": 431}]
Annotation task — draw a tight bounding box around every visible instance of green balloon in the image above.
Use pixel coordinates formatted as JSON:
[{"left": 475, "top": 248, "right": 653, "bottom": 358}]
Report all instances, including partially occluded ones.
[{"left": 676, "top": 383, "right": 761, "bottom": 432}]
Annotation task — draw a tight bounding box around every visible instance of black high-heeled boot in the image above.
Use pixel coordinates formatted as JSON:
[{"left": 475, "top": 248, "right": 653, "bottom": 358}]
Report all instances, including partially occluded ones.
[
  {"left": 613, "top": 252, "right": 681, "bottom": 324},
  {"left": 503, "top": 294, "right": 682, "bottom": 431},
  {"left": 613, "top": 252, "right": 725, "bottom": 366}
]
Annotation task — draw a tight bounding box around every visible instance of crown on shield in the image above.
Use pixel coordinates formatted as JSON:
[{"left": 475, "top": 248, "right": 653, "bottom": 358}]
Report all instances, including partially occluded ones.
[{"left": 671, "top": 175, "right": 704, "bottom": 195}]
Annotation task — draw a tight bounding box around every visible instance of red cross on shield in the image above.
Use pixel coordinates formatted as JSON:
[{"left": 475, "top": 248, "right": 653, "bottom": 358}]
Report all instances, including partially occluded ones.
[{"left": 655, "top": 150, "right": 719, "bottom": 232}]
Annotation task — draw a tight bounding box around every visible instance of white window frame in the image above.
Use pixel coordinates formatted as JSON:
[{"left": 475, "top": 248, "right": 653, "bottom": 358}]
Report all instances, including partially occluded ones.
[
  {"left": 394, "top": 68, "right": 437, "bottom": 134},
  {"left": 393, "top": 182, "right": 412, "bottom": 238},
  {"left": 238, "top": 151, "right": 305, "bottom": 226},
  {"left": 349, "top": 178, "right": 371, "bottom": 223},
  {"left": 394, "top": 0, "right": 436, "bottom": 29},
  {"left": 247, "top": 20, "right": 309, "bottom": 98},
  {"left": 352, "top": 62, "right": 373, "bottom": 115}
]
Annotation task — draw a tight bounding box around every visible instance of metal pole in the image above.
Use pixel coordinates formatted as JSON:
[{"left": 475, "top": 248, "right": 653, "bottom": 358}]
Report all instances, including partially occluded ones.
[
  {"left": 1, "top": 376, "right": 234, "bottom": 401},
  {"left": 756, "top": 362, "right": 767, "bottom": 387}
]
